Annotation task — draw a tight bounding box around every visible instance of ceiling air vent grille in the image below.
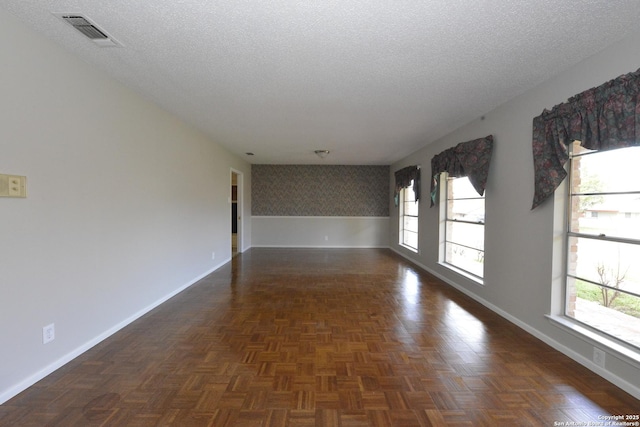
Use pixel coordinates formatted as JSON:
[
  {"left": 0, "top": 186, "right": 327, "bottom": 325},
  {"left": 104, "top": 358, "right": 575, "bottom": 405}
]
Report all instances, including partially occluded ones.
[
  {"left": 54, "top": 13, "right": 122, "bottom": 47},
  {"left": 63, "top": 15, "right": 108, "bottom": 39}
]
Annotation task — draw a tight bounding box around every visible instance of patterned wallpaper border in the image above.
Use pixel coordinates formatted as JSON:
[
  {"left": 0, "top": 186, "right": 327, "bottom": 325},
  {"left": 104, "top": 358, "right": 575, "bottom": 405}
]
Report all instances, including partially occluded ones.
[{"left": 252, "top": 165, "right": 390, "bottom": 217}]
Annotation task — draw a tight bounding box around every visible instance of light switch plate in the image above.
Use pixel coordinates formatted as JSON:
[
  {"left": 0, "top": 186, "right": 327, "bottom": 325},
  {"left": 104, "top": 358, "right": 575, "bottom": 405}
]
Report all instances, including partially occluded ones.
[{"left": 0, "top": 174, "right": 27, "bottom": 198}]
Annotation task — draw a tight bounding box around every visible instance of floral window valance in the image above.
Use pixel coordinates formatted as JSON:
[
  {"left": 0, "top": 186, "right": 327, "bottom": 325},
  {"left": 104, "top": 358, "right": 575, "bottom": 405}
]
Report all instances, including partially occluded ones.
[
  {"left": 531, "top": 67, "right": 640, "bottom": 209},
  {"left": 394, "top": 165, "right": 420, "bottom": 205},
  {"left": 429, "top": 135, "right": 494, "bottom": 206}
]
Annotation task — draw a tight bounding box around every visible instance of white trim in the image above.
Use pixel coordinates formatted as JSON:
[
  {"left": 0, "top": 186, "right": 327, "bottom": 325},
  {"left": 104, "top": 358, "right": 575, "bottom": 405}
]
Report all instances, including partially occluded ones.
[
  {"left": 390, "top": 247, "right": 640, "bottom": 400},
  {"left": 438, "top": 261, "right": 484, "bottom": 286},
  {"left": 251, "top": 244, "right": 390, "bottom": 249},
  {"left": 0, "top": 260, "right": 229, "bottom": 405},
  {"left": 230, "top": 168, "right": 243, "bottom": 254},
  {"left": 546, "top": 315, "right": 640, "bottom": 369},
  {"left": 399, "top": 243, "right": 419, "bottom": 253},
  {"left": 251, "top": 216, "right": 390, "bottom": 220}
]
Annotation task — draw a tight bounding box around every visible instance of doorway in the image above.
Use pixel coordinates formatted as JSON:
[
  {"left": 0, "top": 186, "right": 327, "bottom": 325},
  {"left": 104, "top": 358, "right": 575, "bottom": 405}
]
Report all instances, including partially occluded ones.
[{"left": 231, "top": 170, "right": 242, "bottom": 257}]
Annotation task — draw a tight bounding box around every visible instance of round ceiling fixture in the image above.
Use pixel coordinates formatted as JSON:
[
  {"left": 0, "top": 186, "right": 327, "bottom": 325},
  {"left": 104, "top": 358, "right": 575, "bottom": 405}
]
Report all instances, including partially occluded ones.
[{"left": 314, "top": 150, "right": 330, "bottom": 159}]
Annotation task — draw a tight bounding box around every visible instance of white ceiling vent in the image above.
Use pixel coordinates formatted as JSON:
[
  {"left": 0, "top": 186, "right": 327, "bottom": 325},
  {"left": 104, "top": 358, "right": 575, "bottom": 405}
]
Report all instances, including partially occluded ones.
[{"left": 53, "top": 13, "right": 122, "bottom": 47}]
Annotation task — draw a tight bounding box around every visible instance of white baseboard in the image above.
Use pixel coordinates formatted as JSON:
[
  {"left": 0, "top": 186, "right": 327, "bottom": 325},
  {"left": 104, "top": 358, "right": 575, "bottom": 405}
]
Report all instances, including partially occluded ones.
[
  {"left": 389, "top": 247, "right": 640, "bottom": 400},
  {"left": 0, "top": 260, "right": 228, "bottom": 405},
  {"left": 250, "top": 245, "right": 389, "bottom": 249}
]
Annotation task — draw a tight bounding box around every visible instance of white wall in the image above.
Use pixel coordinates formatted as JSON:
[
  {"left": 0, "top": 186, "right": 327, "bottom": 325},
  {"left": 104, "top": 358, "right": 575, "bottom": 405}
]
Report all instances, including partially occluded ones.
[
  {"left": 390, "top": 31, "right": 640, "bottom": 398},
  {"left": 0, "top": 9, "right": 251, "bottom": 403},
  {"left": 252, "top": 217, "right": 389, "bottom": 248}
]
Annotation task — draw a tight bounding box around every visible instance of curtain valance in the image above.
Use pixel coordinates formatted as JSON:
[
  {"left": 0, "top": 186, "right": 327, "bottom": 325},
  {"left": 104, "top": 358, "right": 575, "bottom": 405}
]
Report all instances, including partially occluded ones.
[
  {"left": 429, "top": 135, "right": 494, "bottom": 206},
  {"left": 394, "top": 165, "right": 420, "bottom": 204},
  {"left": 531, "top": 67, "right": 640, "bottom": 209}
]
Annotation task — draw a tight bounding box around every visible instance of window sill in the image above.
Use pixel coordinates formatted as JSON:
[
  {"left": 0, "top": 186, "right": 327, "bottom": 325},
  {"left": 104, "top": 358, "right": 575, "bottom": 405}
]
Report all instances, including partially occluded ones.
[
  {"left": 399, "top": 244, "right": 418, "bottom": 254},
  {"left": 439, "top": 262, "right": 484, "bottom": 286},
  {"left": 546, "top": 314, "right": 640, "bottom": 369}
]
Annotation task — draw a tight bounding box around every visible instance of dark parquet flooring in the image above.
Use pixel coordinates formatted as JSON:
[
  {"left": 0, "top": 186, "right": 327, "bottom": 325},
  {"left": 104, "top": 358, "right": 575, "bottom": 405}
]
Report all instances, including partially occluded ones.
[{"left": 1, "top": 248, "right": 638, "bottom": 426}]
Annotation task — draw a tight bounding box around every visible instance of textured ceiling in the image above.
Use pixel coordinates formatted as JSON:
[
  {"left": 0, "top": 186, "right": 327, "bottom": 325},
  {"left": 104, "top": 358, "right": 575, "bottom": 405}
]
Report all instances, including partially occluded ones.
[{"left": 3, "top": 1, "right": 640, "bottom": 165}]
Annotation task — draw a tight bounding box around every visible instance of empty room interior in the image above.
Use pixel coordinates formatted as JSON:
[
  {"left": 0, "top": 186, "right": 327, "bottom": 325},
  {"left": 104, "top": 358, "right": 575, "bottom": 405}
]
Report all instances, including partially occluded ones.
[{"left": 2, "top": 2, "right": 640, "bottom": 425}]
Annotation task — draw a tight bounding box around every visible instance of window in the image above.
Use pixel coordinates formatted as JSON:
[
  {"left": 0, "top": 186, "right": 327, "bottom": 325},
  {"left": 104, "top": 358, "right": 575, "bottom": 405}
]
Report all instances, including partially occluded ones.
[
  {"left": 566, "top": 142, "right": 640, "bottom": 349},
  {"left": 443, "top": 175, "right": 485, "bottom": 279},
  {"left": 399, "top": 181, "right": 418, "bottom": 251}
]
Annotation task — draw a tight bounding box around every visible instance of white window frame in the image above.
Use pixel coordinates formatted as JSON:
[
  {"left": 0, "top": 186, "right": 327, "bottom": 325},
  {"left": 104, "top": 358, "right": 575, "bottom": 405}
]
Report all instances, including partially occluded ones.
[
  {"left": 561, "top": 142, "right": 640, "bottom": 353},
  {"left": 399, "top": 182, "right": 418, "bottom": 252},
  {"left": 440, "top": 174, "right": 485, "bottom": 282}
]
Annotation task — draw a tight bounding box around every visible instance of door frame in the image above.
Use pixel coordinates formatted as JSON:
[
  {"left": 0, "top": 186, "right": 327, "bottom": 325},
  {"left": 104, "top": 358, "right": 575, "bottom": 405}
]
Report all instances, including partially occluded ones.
[{"left": 230, "top": 168, "right": 243, "bottom": 254}]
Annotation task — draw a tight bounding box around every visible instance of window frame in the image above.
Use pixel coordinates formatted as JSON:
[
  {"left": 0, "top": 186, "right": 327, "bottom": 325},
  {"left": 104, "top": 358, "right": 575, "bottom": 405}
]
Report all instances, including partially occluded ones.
[
  {"left": 440, "top": 173, "right": 486, "bottom": 282},
  {"left": 398, "top": 182, "right": 419, "bottom": 252},
  {"left": 562, "top": 141, "right": 640, "bottom": 352}
]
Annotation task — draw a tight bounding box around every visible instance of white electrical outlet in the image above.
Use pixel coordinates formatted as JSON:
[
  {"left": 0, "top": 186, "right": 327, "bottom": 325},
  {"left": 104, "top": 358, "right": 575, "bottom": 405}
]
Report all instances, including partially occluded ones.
[
  {"left": 593, "top": 347, "right": 605, "bottom": 368},
  {"left": 324, "top": 235, "right": 329, "bottom": 241},
  {"left": 212, "top": 252, "right": 215, "bottom": 260},
  {"left": 43, "top": 324, "right": 55, "bottom": 344}
]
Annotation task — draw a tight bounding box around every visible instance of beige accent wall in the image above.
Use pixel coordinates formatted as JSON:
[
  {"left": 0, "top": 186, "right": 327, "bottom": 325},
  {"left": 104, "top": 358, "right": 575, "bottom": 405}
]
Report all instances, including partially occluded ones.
[
  {"left": 251, "top": 165, "right": 390, "bottom": 247},
  {"left": 252, "top": 165, "right": 389, "bottom": 217}
]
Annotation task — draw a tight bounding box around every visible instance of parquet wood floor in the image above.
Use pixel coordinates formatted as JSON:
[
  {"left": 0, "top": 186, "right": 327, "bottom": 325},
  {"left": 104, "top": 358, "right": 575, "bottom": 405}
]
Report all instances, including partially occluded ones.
[{"left": 1, "top": 248, "right": 638, "bottom": 426}]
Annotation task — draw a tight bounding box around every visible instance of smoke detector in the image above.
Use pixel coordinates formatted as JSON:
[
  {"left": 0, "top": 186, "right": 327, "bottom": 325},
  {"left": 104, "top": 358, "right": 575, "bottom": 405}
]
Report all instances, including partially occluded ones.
[{"left": 53, "top": 13, "right": 122, "bottom": 47}]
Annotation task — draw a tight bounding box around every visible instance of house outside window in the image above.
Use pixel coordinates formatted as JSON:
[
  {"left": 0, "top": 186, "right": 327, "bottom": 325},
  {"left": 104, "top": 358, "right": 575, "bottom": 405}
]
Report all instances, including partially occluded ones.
[
  {"left": 399, "top": 181, "right": 418, "bottom": 251},
  {"left": 566, "top": 141, "right": 640, "bottom": 349},
  {"left": 443, "top": 174, "right": 485, "bottom": 279}
]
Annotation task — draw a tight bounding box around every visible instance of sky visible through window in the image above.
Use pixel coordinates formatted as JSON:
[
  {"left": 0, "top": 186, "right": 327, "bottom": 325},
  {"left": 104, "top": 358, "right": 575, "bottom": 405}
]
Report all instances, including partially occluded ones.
[{"left": 577, "top": 146, "right": 640, "bottom": 192}]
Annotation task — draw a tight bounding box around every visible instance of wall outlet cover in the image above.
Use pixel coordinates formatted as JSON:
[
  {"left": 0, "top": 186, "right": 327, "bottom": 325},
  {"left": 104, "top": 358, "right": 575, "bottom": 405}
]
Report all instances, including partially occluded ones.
[
  {"left": 43, "top": 324, "right": 55, "bottom": 344},
  {"left": 593, "top": 347, "right": 606, "bottom": 368}
]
